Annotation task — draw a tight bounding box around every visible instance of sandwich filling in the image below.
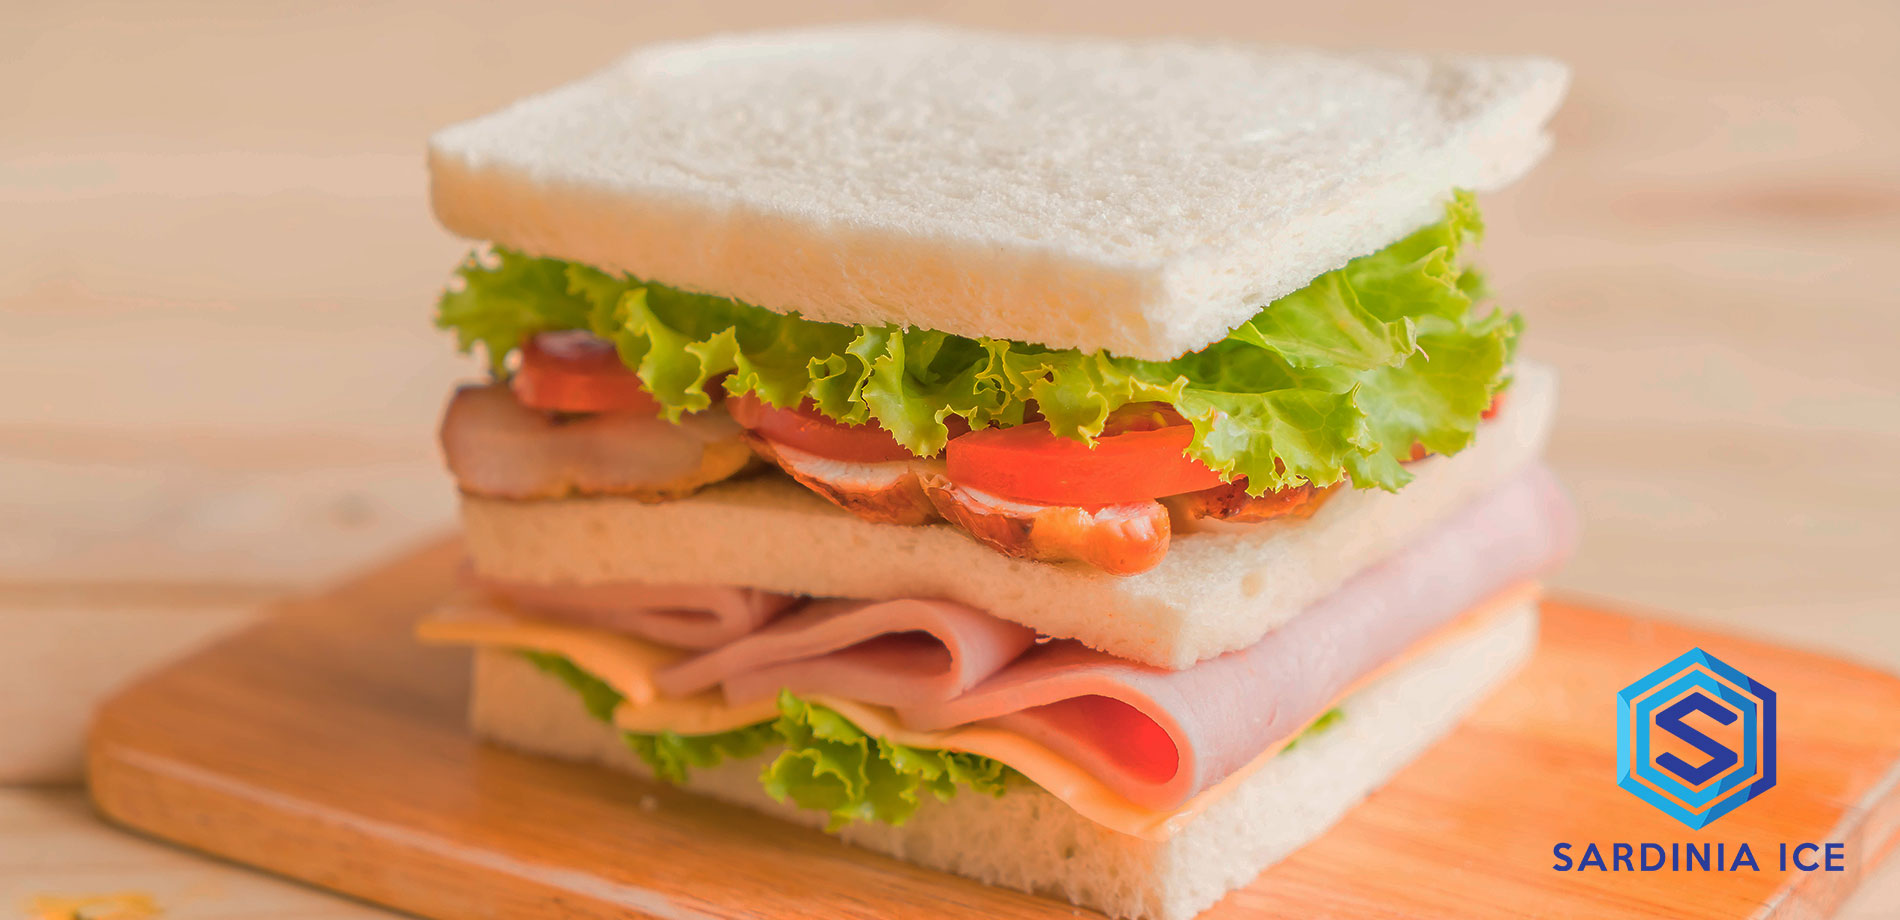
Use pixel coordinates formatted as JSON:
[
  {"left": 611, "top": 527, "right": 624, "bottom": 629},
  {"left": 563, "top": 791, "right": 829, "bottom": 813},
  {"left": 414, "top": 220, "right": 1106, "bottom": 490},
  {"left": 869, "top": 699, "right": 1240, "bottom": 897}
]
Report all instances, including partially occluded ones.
[
  {"left": 435, "top": 194, "right": 1516, "bottom": 573},
  {"left": 420, "top": 464, "right": 1573, "bottom": 838}
]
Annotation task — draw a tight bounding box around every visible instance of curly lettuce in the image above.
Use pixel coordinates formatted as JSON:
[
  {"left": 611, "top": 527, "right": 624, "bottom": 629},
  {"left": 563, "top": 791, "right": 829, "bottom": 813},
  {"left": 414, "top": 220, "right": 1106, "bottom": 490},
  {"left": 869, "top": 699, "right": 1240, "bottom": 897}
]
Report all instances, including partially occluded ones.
[
  {"left": 761, "top": 692, "right": 1013, "bottom": 830},
  {"left": 441, "top": 193, "right": 1513, "bottom": 493}
]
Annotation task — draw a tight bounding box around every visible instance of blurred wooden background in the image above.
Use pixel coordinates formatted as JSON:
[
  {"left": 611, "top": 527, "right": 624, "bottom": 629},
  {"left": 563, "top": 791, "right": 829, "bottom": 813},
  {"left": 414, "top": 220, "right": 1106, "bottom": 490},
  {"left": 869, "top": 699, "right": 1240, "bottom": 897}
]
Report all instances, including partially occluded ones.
[{"left": 4, "top": 0, "right": 1897, "bottom": 915}]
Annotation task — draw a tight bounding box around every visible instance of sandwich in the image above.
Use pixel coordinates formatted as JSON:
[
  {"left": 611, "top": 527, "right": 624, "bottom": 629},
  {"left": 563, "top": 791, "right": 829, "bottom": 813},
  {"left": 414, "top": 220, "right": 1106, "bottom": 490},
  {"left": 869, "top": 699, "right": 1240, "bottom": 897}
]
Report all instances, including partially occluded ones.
[{"left": 416, "top": 24, "right": 1574, "bottom": 920}]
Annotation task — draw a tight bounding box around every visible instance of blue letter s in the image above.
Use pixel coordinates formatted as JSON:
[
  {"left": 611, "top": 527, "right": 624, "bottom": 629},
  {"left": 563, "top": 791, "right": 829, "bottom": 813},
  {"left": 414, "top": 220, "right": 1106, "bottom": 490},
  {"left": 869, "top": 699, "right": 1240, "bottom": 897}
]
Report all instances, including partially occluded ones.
[{"left": 1655, "top": 692, "right": 1738, "bottom": 785}]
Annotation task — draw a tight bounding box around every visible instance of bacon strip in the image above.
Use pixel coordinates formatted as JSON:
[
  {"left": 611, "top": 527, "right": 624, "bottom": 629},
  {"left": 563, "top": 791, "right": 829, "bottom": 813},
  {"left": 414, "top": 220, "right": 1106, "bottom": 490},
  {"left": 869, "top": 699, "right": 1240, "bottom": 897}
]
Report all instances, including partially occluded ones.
[
  {"left": 744, "top": 436, "right": 939, "bottom": 525},
  {"left": 921, "top": 475, "right": 1172, "bottom": 575},
  {"left": 1163, "top": 480, "right": 1335, "bottom": 527},
  {"left": 744, "top": 432, "right": 1175, "bottom": 574}
]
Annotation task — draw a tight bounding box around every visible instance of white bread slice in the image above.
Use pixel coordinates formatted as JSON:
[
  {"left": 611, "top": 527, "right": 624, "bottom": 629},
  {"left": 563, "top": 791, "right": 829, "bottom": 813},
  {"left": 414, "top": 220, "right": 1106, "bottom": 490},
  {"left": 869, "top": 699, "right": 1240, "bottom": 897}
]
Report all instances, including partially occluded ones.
[
  {"left": 470, "top": 596, "right": 1537, "bottom": 920},
  {"left": 462, "top": 363, "right": 1555, "bottom": 669},
  {"left": 430, "top": 24, "right": 1568, "bottom": 359}
]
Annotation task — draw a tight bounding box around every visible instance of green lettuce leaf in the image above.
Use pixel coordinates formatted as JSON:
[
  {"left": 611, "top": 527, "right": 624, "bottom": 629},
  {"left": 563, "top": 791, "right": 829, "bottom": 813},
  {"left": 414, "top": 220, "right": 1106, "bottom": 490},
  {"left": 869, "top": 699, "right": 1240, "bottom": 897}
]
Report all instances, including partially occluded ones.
[
  {"left": 520, "top": 650, "right": 625, "bottom": 723},
  {"left": 437, "top": 252, "right": 592, "bottom": 375},
  {"left": 520, "top": 651, "right": 775, "bottom": 783},
  {"left": 625, "top": 725, "right": 778, "bottom": 785},
  {"left": 439, "top": 193, "right": 1512, "bottom": 492},
  {"left": 1279, "top": 707, "right": 1344, "bottom": 754},
  {"left": 761, "top": 691, "right": 1013, "bottom": 831}
]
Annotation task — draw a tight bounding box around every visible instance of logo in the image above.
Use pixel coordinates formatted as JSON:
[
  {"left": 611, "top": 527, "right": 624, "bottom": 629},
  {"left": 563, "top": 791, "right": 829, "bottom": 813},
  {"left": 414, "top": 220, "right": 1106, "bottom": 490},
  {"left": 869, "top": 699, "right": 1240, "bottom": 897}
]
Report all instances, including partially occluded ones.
[{"left": 1617, "top": 648, "right": 1776, "bottom": 829}]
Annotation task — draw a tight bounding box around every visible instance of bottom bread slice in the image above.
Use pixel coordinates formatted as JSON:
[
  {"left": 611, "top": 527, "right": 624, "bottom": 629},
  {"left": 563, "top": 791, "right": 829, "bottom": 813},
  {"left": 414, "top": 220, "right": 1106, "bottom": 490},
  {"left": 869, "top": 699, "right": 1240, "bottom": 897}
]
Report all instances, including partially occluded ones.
[{"left": 469, "top": 598, "right": 1538, "bottom": 920}]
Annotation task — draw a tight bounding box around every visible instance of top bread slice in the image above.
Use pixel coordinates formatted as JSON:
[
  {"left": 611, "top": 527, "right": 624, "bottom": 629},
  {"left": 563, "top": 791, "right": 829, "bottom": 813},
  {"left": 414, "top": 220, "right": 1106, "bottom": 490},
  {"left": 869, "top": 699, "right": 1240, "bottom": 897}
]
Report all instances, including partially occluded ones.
[
  {"left": 429, "top": 24, "right": 1568, "bottom": 360},
  {"left": 462, "top": 363, "right": 1556, "bottom": 669}
]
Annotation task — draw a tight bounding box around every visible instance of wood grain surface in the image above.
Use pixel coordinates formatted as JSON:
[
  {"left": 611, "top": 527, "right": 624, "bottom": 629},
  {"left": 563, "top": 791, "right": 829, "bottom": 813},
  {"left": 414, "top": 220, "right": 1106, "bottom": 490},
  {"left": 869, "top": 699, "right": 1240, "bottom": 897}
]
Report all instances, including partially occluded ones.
[
  {"left": 87, "top": 539, "right": 1900, "bottom": 920},
  {"left": 0, "top": 789, "right": 390, "bottom": 920},
  {"left": 8, "top": 0, "right": 1899, "bottom": 914}
]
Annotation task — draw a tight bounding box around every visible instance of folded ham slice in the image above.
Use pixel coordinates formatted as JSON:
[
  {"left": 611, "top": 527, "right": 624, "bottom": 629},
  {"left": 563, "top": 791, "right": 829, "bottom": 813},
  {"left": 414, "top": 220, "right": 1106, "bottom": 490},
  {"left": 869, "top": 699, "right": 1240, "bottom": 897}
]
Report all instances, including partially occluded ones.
[
  {"left": 475, "top": 464, "right": 1573, "bottom": 813},
  {"left": 479, "top": 580, "right": 799, "bottom": 649},
  {"left": 896, "top": 464, "right": 1575, "bottom": 810},
  {"left": 655, "top": 598, "right": 1038, "bottom": 706}
]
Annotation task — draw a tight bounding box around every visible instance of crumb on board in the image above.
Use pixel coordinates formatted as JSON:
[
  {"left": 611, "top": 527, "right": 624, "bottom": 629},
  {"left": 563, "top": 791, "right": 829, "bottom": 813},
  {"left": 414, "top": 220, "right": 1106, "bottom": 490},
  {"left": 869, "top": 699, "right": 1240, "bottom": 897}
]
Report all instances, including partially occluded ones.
[{"left": 26, "top": 893, "right": 161, "bottom": 920}]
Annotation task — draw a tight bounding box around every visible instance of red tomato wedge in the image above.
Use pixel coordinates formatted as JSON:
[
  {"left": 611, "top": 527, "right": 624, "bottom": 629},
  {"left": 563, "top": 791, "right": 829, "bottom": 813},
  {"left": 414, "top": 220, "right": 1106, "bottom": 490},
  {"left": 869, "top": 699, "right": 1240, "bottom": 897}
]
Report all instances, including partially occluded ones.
[
  {"left": 946, "top": 406, "right": 1226, "bottom": 506},
  {"left": 727, "top": 394, "right": 920, "bottom": 463},
  {"left": 512, "top": 331, "right": 661, "bottom": 415}
]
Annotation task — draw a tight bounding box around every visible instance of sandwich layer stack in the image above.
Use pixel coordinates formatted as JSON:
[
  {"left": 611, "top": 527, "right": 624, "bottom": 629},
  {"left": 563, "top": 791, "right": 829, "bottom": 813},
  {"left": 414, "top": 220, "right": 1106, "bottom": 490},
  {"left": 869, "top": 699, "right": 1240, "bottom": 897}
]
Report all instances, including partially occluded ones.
[{"left": 416, "top": 25, "right": 1574, "bottom": 920}]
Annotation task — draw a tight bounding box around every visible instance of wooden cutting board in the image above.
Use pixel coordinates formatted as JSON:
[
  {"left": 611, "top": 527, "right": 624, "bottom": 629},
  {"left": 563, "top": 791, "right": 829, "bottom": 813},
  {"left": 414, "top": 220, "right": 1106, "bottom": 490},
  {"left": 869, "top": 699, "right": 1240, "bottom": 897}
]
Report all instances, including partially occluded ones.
[{"left": 88, "top": 539, "right": 1900, "bottom": 919}]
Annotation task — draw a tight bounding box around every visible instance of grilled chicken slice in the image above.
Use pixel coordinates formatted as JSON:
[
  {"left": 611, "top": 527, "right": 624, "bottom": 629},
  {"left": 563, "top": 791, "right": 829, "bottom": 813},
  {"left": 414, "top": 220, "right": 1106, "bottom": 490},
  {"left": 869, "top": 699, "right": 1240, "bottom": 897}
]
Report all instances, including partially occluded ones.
[
  {"left": 744, "top": 434, "right": 940, "bottom": 525},
  {"left": 921, "top": 474, "right": 1171, "bottom": 575},
  {"left": 441, "top": 384, "right": 755, "bottom": 500}
]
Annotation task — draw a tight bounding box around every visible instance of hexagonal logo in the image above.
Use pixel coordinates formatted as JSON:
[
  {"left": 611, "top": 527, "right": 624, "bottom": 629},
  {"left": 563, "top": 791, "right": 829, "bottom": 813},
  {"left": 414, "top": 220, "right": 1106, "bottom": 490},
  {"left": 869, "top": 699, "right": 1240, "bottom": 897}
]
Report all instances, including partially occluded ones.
[{"left": 1617, "top": 648, "right": 1776, "bottom": 829}]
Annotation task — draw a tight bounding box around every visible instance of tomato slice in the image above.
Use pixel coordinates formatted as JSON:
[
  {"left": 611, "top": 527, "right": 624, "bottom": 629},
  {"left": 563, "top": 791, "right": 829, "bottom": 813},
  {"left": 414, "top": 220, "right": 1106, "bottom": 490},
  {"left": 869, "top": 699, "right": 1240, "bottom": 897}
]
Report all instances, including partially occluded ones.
[
  {"left": 511, "top": 331, "right": 660, "bottom": 414},
  {"left": 946, "top": 408, "right": 1226, "bottom": 506},
  {"left": 728, "top": 394, "right": 921, "bottom": 463}
]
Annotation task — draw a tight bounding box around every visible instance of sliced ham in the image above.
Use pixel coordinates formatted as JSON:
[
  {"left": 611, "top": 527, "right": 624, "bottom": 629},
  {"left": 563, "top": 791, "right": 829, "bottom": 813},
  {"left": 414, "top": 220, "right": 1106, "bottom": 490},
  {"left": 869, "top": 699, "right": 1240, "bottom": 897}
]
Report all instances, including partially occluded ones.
[
  {"left": 895, "top": 464, "right": 1575, "bottom": 810},
  {"left": 655, "top": 598, "right": 1038, "bottom": 706},
  {"left": 441, "top": 384, "right": 755, "bottom": 501},
  {"left": 480, "top": 580, "right": 800, "bottom": 649}
]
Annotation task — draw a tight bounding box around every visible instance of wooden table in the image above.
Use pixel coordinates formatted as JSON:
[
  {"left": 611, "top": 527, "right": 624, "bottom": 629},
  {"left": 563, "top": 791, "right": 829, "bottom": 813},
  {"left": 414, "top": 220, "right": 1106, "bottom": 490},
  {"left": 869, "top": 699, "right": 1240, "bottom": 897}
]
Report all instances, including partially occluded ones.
[{"left": 5, "top": 0, "right": 1897, "bottom": 916}]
